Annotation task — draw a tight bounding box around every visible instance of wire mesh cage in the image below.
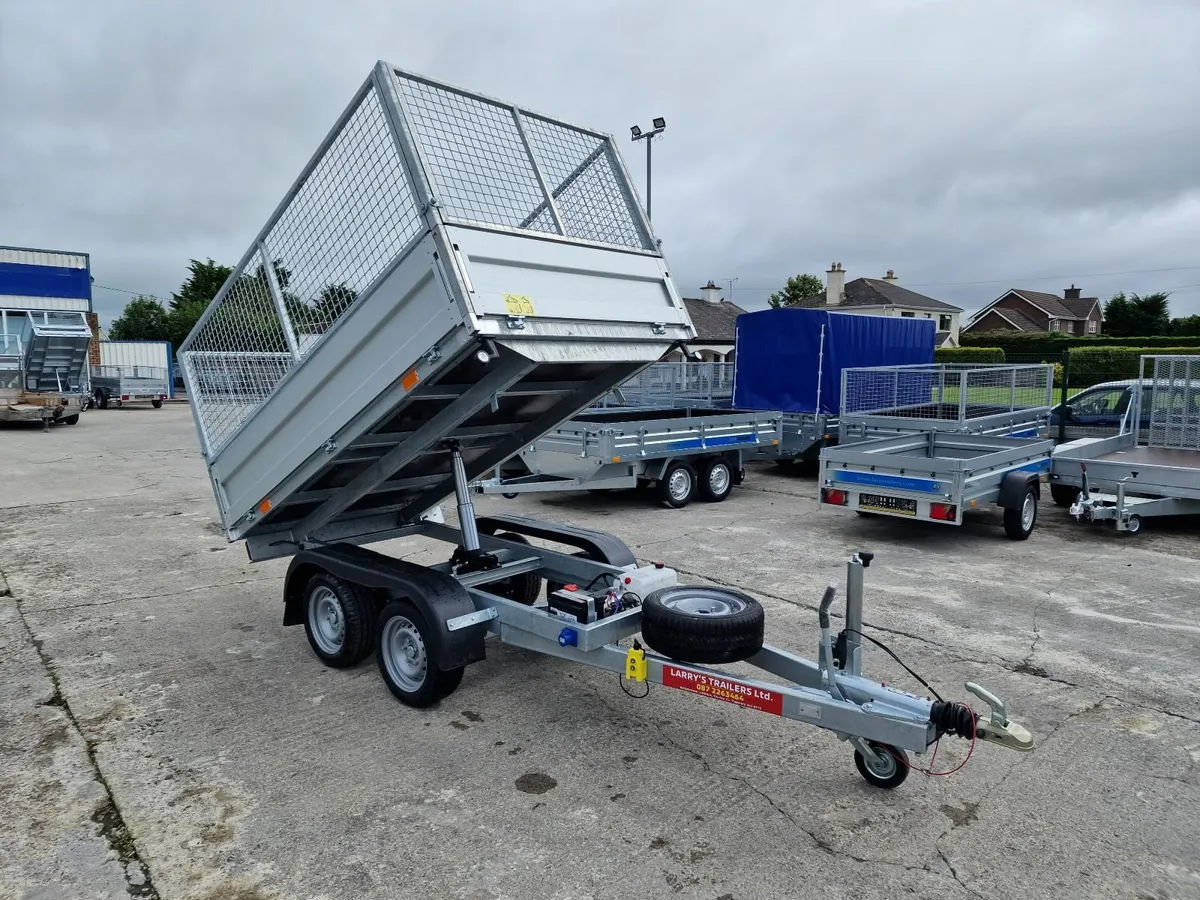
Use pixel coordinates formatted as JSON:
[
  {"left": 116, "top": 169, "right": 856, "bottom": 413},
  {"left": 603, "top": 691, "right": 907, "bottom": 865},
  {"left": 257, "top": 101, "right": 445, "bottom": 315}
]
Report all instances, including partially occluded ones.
[
  {"left": 594, "top": 362, "right": 734, "bottom": 409},
  {"left": 181, "top": 62, "right": 658, "bottom": 456},
  {"left": 841, "top": 364, "right": 1054, "bottom": 425},
  {"left": 1144, "top": 355, "right": 1200, "bottom": 451}
]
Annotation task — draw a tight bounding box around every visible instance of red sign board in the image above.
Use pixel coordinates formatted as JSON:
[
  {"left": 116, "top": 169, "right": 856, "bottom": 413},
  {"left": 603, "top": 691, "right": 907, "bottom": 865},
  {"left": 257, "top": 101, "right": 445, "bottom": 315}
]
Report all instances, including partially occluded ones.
[{"left": 662, "top": 665, "right": 784, "bottom": 716}]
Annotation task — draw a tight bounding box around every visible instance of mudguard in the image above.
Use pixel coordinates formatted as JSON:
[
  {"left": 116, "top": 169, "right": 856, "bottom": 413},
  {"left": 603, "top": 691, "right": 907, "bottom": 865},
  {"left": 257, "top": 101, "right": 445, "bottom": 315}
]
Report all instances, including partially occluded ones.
[
  {"left": 476, "top": 514, "right": 636, "bottom": 568},
  {"left": 283, "top": 544, "right": 485, "bottom": 671},
  {"left": 999, "top": 471, "right": 1042, "bottom": 510}
]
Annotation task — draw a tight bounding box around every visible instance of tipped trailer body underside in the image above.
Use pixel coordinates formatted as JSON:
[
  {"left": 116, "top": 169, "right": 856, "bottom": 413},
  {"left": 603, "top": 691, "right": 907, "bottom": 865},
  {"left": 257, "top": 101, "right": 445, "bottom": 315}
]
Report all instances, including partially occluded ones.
[{"left": 179, "top": 62, "right": 1034, "bottom": 790}]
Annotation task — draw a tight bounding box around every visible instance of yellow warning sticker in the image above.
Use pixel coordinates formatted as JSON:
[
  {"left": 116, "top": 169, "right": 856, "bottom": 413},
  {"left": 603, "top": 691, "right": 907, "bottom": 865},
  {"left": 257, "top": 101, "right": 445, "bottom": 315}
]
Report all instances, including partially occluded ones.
[{"left": 503, "top": 294, "right": 536, "bottom": 316}]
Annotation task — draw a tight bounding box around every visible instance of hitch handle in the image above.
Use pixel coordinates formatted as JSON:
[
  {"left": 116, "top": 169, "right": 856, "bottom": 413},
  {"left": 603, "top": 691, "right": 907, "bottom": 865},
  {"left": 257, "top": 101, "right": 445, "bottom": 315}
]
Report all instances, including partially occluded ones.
[
  {"left": 817, "top": 584, "right": 837, "bottom": 629},
  {"left": 966, "top": 681, "right": 1007, "bottom": 726}
]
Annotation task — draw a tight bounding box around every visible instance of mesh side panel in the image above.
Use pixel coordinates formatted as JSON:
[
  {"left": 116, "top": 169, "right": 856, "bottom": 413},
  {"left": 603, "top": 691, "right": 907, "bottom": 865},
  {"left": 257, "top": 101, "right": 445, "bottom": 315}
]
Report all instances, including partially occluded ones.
[
  {"left": 521, "top": 115, "right": 650, "bottom": 250},
  {"left": 184, "top": 248, "right": 295, "bottom": 452},
  {"left": 395, "top": 78, "right": 551, "bottom": 233},
  {"left": 262, "top": 87, "right": 425, "bottom": 352},
  {"left": 842, "top": 364, "right": 1052, "bottom": 421},
  {"left": 1148, "top": 356, "right": 1200, "bottom": 450}
]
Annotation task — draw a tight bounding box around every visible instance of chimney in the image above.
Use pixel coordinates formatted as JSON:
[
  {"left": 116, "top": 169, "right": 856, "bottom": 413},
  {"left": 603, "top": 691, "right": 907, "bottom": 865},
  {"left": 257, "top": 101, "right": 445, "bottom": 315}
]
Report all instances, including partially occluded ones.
[
  {"left": 700, "top": 280, "right": 722, "bottom": 304},
  {"left": 826, "top": 262, "right": 845, "bottom": 306},
  {"left": 1063, "top": 284, "right": 1081, "bottom": 301},
  {"left": 883, "top": 269, "right": 898, "bottom": 284}
]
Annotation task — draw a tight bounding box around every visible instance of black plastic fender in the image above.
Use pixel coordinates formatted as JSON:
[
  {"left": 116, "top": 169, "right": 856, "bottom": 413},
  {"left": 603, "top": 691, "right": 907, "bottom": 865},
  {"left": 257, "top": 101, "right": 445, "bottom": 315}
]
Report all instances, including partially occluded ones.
[
  {"left": 475, "top": 513, "right": 636, "bottom": 568},
  {"left": 998, "top": 471, "right": 1042, "bottom": 510},
  {"left": 283, "top": 544, "right": 485, "bottom": 671}
]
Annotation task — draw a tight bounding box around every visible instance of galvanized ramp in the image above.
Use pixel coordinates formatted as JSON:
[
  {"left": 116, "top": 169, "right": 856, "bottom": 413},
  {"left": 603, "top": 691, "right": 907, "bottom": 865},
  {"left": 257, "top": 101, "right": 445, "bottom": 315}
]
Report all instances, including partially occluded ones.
[
  {"left": 22, "top": 311, "right": 92, "bottom": 393},
  {"left": 179, "top": 62, "right": 694, "bottom": 557}
]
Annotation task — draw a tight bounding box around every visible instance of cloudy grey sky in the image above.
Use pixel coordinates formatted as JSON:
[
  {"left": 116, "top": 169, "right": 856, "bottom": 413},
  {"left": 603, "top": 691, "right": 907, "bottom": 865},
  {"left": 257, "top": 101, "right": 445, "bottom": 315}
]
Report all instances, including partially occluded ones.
[{"left": 2, "top": 0, "right": 1199, "bottom": 326}]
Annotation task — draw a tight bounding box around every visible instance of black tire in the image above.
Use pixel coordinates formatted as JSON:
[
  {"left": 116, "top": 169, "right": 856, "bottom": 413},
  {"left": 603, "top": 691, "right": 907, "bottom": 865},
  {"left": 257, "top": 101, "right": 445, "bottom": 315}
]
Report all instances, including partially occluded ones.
[
  {"left": 502, "top": 492, "right": 518, "bottom": 500},
  {"left": 640, "top": 585, "right": 764, "bottom": 664},
  {"left": 62, "top": 414, "right": 80, "bottom": 425},
  {"left": 1050, "top": 483, "right": 1079, "bottom": 507},
  {"left": 151, "top": 399, "right": 163, "bottom": 408},
  {"left": 303, "top": 572, "right": 376, "bottom": 667},
  {"left": 655, "top": 460, "right": 696, "bottom": 509},
  {"left": 376, "top": 600, "right": 462, "bottom": 707},
  {"left": 97, "top": 391, "right": 109, "bottom": 410},
  {"left": 773, "top": 458, "right": 794, "bottom": 468},
  {"left": 486, "top": 532, "right": 542, "bottom": 605},
  {"left": 854, "top": 742, "right": 909, "bottom": 789},
  {"left": 1003, "top": 488, "right": 1038, "bottom": 540},
  {"left": 1123, "top": 514, "right": 1142, "bottom": 536},
  {"left": 698, "top": 457, "right": 734, "bottom": 503}
]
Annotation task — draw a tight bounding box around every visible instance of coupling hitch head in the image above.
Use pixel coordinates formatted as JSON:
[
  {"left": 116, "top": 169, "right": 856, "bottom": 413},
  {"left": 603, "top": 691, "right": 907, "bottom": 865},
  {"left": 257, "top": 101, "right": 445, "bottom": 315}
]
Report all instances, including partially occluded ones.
[{"left": 966, "top": 682, "right": 1034, "bottom": 752}]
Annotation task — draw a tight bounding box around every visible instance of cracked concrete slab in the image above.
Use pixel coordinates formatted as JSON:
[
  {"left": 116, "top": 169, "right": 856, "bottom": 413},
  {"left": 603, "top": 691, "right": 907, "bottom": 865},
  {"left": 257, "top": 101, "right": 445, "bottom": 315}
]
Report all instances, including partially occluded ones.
[{"left": 1, "top": 406, "right": 1199, "bottom": 899}]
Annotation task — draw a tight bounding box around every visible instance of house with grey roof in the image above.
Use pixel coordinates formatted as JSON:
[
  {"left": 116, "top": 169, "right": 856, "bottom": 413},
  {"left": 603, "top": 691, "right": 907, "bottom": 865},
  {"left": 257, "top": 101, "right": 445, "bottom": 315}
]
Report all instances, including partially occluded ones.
[
  {"left": 963, "top": 285, "right": 1102, "bottom": 337},
  {"left": 792, "top": 264, "right": 963, "bottom": 346},
  {"left": 663, "top": 281, "right": 747, "bottom": 362}
]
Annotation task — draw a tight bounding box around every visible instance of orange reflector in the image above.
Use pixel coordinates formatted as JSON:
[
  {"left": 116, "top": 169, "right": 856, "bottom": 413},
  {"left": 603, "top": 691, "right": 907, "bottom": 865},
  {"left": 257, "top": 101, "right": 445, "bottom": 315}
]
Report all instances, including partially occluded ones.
[
  {"left": 969, "top": 499, "right": 977, "bottom": 507},
  {"left": 772, "top": 439, "right": 779, "bottom": 445},
  {"left": 258, "top": 499, "right": 272, "bottom": 514},
  {"left": 612, "top": 456, "right": 621, "bottom": 463},
  {"left": 400, "top": 369, "right": 420, "bottom": 391}
]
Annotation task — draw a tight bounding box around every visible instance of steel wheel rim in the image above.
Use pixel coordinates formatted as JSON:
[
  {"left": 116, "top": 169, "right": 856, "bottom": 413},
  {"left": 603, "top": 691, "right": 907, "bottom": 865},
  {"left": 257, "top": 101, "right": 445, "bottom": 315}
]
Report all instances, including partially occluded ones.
[
  {"left": 308, "top": 586, "right": 345, "bottom": 654},
  {"left": 1021, "top": 494, "right": 1035, "bottom": 530},
  {"left": 1127, "top": 515, "right": 1141, "bottom": 533},
  {"left": 381, "top": 616, "right": 427, "bottom": 692},
  {"left": 667, "top": 469, "right": 692, "bottom": 502},
  {"left": 708, "top": 463, "right": 730, "bottom": 495},
  {"left": 664, "top": 593, "right": 745, "bottom": 617},
  {"left": 864, "top": 747, "right": 898, "bottom": 779}
]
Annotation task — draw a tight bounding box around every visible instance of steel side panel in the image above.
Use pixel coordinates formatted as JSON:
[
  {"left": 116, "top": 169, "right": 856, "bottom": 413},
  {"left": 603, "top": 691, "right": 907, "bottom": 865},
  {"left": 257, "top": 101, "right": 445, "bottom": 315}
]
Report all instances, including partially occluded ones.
[
  {"left": 448, "top": 226, "right": 691, "bottom": 328},
  {"left": 211, "top": 240, "right": 464, "bottom": 534}
]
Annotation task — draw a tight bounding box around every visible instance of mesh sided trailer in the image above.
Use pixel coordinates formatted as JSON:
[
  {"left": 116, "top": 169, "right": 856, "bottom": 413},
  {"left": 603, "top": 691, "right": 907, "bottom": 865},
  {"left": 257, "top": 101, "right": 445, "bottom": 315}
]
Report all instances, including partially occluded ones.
[
  {"left": 89, "top": 365, "right": 170, "bottom": 408},
  {"left": 177, "top": 63, "right": 1035, "bottom": 787},
  {"left": 1050, "top": 355, "right": 1200, "bottom": 533},
  {"left": 820, "top": 364, "right": 1057, "bottom": 538}
]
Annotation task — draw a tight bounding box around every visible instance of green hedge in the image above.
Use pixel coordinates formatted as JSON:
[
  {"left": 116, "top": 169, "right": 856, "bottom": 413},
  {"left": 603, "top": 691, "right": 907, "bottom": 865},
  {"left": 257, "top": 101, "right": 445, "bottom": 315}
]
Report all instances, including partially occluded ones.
[
  {"left": 934, "top": 346, "right": 1005, "bottom": 363},
  {"left": 961, "top": 330, "right": 1200, "bottom": 355},
  {"left": 1068, "top": 347, "right": 1199, "bottom": 387}
]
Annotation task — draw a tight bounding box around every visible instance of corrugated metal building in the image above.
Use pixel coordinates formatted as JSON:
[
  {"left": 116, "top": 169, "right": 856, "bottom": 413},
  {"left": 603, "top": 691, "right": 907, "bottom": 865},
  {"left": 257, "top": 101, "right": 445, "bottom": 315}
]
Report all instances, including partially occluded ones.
[{"left": 0, "top": 245, "right": 93, "bottom": 313}]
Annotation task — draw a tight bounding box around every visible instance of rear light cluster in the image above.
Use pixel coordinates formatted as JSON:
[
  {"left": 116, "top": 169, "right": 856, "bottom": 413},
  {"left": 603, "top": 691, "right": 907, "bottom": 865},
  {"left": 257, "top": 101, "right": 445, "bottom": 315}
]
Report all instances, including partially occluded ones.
[
  {"left": 121, "top": 394, "right": 130, "bottom": 401},
  {"left": 930, "top": 502, "right": 957, "bottom": 521},
  {"left": 821, "top": 487, "right": 848, "bottom": 506}
]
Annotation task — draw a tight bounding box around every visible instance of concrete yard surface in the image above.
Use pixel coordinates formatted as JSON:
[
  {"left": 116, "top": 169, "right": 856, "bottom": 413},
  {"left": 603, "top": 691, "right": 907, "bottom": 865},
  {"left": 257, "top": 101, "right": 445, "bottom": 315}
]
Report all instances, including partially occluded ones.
[{"left": 1, "top": 405, "right": 1198, "bottom": 900}]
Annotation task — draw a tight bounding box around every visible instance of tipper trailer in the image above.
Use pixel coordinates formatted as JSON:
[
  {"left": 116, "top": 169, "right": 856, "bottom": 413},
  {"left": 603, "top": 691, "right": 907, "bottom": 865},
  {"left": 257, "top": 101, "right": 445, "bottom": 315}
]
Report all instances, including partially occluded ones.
[
  {"left": 0, "top": 308, "right": 91, "bottom": 428},
  {"left": 179, "top": 62, "right": 1034, "bottom": 789}
]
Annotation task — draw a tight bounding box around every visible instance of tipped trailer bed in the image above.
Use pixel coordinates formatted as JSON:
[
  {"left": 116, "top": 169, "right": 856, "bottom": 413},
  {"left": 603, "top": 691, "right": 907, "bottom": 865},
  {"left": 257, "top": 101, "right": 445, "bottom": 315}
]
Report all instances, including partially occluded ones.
[
  {"left": 1050, "top": 355, "right": 1200, "bottom": 534},
  {"left": 179, "top": 62, "right": 1034, "bottom": 791},
  {"left": 819, "top": 364, "right": 1056, "bottom": 538},
  {"left": 472, "top": 406, "right": 781, "bottom": 507},
  {"left": 0, "top": 309, "right": 91, "bottom": 429},
  {"left": 88, "top": 365, "right": 170, "bottom": 409}
]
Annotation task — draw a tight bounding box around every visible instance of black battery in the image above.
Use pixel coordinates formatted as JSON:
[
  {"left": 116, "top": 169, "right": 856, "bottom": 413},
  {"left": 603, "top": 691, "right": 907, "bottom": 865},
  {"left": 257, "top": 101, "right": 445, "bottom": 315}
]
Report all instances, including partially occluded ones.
[{"left": 547, "top": 587, "right": 597, "bottom": 624}]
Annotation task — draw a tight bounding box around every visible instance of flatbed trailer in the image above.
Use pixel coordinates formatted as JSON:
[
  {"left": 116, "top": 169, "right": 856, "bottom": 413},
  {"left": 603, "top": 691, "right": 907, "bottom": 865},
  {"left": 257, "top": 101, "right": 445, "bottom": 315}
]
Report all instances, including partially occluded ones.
[
  {"left": 1050, "top": 355, "right": 1200, "bottom": 534},
  {"left": 88, "top": 365, "right": 170, "bottom": 409},
  {"left": 819, "top": 363, "right": 1056, "bottom": 538},
  {"left": 473, "top": 406, "right": 781, "bottom": 507},
  {"left": 178, "top": 62, "right": 1034, "bottom": 791}
]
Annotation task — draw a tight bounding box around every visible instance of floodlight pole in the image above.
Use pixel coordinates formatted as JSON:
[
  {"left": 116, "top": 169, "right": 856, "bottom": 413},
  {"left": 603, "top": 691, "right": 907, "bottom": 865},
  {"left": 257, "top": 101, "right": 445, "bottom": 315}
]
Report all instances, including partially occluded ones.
[{"left": 630, "top": 120, "right": 666, "bottom": 221}]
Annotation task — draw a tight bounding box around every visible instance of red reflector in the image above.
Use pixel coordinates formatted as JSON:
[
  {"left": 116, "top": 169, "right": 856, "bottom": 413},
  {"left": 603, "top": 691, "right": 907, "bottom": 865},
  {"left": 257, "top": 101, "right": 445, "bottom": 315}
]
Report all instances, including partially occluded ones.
[
  {"left": 822, "top": 488, "right": 848, "bottom": 506},
  {"left": 563, "top": 584, "right": 578, "bottom": 592},
  {"left": 930, "top": 503, "right": 957, "bottom": 521},
  {"left": 624, "top": 576, "right": 632, "bottom": 584},
  {"left": 121, "top": 395, "right": 130, "bottom": 400}
]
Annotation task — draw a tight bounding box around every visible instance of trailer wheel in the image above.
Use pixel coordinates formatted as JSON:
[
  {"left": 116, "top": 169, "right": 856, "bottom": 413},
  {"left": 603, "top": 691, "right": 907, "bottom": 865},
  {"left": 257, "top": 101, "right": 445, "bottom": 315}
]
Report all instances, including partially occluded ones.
[
  {"left": 698, "top": 458, "right": 734, "bottom": 503},
  {"left": 640, "top": 585, "right": 764, "bottom": 664},
  {"left": 303, "top": 572, "right": 375, "bottom": 667},
  {"left": 152, "top": 399, "right": 163, "bottom": 408},
  {"left": 1123, "top": 514, "right": 1142, "bottom": 535},
  {"left": 62, "top": 414, "right": 79, "bottom": 425},
  {"left": 656, "top": 460, "right": 696, "bottom": 509},
  {"left": 1003, "top": 488, "right": 1038, "bottom": 540},
  {"left": 377, "top": 600, "right": 462, "bottom": 707},
  {"left": 1050, "top": 484, "right": 1080, "bottom": 507},
  {"left": 487, "top": 532, "right": 542, "bottom": 605},
  {"left": 97, "top": 391, "right": 109, "bottom": 410},
  {"left": 854, "top": 742, "right": 909, "bottom": 789}
]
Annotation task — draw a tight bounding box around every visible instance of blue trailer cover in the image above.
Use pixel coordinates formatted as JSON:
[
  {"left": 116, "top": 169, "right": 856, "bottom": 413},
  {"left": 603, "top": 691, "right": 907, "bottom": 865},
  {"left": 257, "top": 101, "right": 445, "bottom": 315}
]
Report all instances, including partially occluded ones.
[{"left": 732, "top": 308, "right": 935, "bottom": 415}]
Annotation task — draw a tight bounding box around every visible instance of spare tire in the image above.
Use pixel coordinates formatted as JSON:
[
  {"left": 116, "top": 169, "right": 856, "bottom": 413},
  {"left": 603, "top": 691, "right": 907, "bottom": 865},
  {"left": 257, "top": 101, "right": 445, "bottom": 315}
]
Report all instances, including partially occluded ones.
[{"left": 640, "top": 586, "right": 764, "bottom": 664}]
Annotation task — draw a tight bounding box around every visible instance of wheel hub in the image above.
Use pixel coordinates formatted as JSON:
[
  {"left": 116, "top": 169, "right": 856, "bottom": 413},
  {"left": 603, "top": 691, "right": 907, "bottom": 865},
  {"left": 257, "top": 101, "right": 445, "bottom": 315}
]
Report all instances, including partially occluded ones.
[
  {"left": 668, "top": 469, "right": 691, "bottom": 501},
  {"left": 308, "top": 587, "right": 345, "bottom": 654},
  {"left": 709, "top": 464, "right": 730, "bottom": 494}
]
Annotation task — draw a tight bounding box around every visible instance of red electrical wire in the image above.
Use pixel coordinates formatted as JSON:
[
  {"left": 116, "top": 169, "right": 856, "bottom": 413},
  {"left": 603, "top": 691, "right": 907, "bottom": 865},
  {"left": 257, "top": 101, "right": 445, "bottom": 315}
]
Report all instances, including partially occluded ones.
[{"left": 884, "top": 704, "right": 978, "bottom": 778}]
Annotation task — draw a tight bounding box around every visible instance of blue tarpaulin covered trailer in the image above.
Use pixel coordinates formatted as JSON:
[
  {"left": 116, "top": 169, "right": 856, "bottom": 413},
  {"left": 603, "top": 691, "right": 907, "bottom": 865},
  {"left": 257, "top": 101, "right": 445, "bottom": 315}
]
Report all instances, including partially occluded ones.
[{"left": 733, "top": 308, "right": 935, "bottom": 415}]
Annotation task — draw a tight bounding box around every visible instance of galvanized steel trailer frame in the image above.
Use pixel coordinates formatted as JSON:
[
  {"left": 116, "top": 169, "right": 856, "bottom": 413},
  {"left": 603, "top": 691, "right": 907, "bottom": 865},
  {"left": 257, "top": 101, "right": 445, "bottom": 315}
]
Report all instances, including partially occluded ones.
[
  {"left": 178, "top": 63, "right": 1034, "bottom": 789},
  {"left": 1051, "top": 355, "right": 1200, "bottom": 533},
  {"left": 88, "top": 365, "right": 170, "bottom": 408},
  {"left": 472, "top": 407, "right": 781, "bottom": 499}
]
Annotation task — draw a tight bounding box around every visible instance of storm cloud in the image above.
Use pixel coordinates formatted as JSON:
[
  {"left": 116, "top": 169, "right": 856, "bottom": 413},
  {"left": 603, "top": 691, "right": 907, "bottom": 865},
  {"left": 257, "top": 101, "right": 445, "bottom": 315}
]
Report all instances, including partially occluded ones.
[{"left": 2, "top": 0, "right": 1198, "bottom": 324}]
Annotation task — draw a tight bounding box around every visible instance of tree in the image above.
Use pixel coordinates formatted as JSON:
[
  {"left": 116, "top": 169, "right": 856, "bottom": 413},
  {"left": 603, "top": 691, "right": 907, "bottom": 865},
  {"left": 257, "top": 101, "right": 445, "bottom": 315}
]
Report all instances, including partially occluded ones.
[
  {"left": 109, "top": 295, "right": 170, "bottom": 341},
  {"left": 767, "top": 273, "right": 824, "bottom": 309},
  {"left": 167, "top": 258, "right": 234, "bottom": 348},
  {"left": 317, "top": 282, "right": 358, "bottom": 321},
  {"left": 1170, "top": 315, "right": 1200, "bottom": 336},
  {"left": 1102, "top": 291, "right": 1171, "bottom": 337}
]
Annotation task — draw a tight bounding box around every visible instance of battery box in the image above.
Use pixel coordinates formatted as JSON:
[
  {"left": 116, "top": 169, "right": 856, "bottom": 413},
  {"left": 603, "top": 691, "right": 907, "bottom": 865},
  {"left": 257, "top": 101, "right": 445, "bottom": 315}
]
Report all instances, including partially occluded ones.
[{"left": 548, "top": 586, "right": 598, "bottom": 624}]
